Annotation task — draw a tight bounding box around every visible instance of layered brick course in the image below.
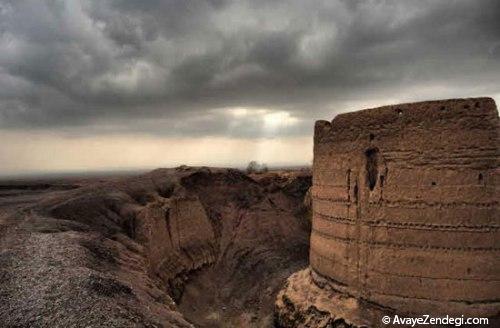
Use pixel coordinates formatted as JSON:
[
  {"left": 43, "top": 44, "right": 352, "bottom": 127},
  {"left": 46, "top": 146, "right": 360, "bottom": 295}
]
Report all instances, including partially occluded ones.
[{"left": 310, "top": 97, "right": 499, "bottom": 316}]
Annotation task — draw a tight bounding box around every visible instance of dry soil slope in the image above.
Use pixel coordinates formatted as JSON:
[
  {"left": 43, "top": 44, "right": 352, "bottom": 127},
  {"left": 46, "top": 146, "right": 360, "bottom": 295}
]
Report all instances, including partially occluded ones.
[{"left": 0, "top": 166, "right": 311, "bottom": 328}]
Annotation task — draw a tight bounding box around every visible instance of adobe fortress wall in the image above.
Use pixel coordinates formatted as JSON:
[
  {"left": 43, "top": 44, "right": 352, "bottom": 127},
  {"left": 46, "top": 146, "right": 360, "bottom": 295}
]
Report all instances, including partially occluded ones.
[{"left": 311, "top": 97, "right": 499, "bottom": 316}]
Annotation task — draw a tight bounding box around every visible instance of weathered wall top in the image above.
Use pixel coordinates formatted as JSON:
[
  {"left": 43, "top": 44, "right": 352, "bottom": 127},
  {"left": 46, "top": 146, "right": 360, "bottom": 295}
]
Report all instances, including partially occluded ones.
[{"left": 316, "top": 97, "right": 497, "bottom": 138}]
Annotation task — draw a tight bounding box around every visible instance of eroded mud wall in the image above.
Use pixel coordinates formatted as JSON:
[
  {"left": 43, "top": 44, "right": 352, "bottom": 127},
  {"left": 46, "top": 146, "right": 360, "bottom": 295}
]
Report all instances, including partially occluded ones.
[{"left": 311, "top": 98, "right": 499, "bottom": 316}]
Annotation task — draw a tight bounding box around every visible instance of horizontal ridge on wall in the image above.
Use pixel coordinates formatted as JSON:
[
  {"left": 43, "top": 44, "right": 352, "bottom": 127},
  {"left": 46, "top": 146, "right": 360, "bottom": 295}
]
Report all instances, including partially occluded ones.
[{"left": 310, "top": 229, "right": 500, "bottom": 252}]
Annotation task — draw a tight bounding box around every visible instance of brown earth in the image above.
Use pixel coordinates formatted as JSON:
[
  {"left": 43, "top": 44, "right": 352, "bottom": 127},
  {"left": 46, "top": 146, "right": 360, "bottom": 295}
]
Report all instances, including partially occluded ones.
[
  {"left": 0, "top": 166, "right": 312, "bottom": 327},
  {"left": 275, "top": 97, "right": 500, "bottom": 327}
]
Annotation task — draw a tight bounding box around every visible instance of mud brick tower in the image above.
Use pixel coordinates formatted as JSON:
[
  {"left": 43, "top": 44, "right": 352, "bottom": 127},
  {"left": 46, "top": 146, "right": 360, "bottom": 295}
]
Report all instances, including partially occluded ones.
[{"left": 310, "top": 97, "right": 499, "bottom": 317}]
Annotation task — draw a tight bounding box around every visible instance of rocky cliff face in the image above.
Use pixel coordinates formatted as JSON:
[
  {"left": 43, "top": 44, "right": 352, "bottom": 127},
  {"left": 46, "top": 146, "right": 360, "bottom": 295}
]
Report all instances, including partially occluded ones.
[
  {"left": 276, "top": 97, "right": 500, "bottom": 327},
  {"left": 0, "top": 167, "right": 311, "bottom": 327}
]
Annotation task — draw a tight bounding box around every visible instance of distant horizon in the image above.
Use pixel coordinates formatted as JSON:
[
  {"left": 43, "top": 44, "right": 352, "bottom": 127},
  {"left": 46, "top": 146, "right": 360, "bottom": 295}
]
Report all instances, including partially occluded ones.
[{"left": 0, "top": 162, "right": 313, "bottom": 179}]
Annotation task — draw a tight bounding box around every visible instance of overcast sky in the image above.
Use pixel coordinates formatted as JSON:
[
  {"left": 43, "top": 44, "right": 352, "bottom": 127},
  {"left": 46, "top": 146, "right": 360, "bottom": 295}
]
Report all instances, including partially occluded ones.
[{"left": 1, "top": 0, "right": 499, "bottom": 175}]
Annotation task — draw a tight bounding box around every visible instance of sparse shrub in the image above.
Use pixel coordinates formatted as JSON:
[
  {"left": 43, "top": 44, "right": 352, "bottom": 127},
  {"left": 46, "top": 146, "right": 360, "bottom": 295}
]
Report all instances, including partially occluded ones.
[{"left": 246, "top": 161, "right": 269, "bottom": 174}]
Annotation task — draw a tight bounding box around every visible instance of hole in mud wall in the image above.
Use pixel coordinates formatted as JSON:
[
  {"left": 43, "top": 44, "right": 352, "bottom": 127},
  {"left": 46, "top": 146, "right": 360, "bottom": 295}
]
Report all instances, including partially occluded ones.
[
  {"left": 478, "top": 173, "right": 483, "bottom": 183},
  {"left": 369, "top": 133, "right": 375, "bottom": 141},
  {"left": 365, "top": 148, "right": 379, "bottom": 191},
  {"left": 346, "top": 169, "right": 351, "bottom": 202}
]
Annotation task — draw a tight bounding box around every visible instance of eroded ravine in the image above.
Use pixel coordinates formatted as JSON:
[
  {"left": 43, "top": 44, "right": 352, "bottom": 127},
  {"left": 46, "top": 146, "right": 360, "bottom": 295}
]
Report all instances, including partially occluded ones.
[{"left": 0, "top": 167, "right": 311, "bottom": 327}]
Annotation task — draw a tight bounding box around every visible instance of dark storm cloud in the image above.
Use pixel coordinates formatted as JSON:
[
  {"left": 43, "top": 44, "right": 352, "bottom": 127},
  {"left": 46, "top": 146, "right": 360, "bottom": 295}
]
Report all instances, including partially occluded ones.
[{"left": 0, "top": 0, "right": 499, "bottom": 137}]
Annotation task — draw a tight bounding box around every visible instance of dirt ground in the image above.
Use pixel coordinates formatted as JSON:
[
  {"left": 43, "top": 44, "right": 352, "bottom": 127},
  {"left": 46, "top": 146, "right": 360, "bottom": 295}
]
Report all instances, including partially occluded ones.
[{"left": 0, "top": 167, "right": 311, "bottom": 327}]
